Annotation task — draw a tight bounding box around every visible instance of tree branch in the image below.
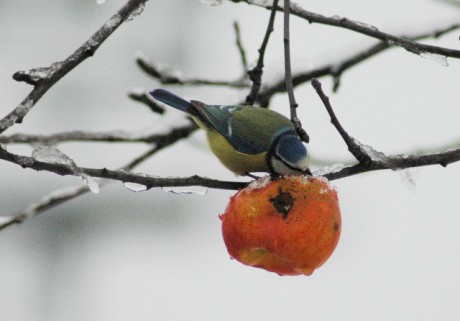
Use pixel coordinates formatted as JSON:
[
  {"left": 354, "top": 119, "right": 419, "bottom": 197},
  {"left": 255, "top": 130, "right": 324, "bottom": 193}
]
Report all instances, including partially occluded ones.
[
  {"left": 0, "top": 0, "right": 149, "bottom": 134},
  {"left": 136, "top": 53, "right": 249, "bottom": 88},
  {"left": 310, "top": 78, "right": 460, "bottom": 180},
  {"left": 233, "top": 21, "right": 249, "bottom": 76},
  {"left": 257, "top": 21, "right": 460, "bottom": 106},
  {"left": 0, "top": 123, "right": 197, "bottom": 145},
  {"left": 283, "top": 0, "right": 309, "bottom": 143},
  {"left": 311, "top": 79, "right": 370, "bottom": 164},
  {"left": 0, "top": 146, "right": 246, "bottom": 191},
  {"left": 0, "top": 129, "right": 196, "bottom": 232},
  {"left": 245, "top": 0, "right": 279, "bottom": 105},
  {"left": 230, "top": 1, "right": 460, "bottom": 59}
]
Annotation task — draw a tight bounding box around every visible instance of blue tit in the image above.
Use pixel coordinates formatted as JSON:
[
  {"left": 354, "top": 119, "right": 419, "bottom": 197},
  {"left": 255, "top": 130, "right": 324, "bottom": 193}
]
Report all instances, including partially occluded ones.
[{"left": 149, "top": 89, "right": 310, "bottom": 176}]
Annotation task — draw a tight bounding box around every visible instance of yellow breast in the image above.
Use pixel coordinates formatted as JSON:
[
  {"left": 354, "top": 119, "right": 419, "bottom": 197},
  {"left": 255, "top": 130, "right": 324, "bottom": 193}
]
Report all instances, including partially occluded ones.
[{"left": 206, "top": 130, "right": 268, "bottom": 175}]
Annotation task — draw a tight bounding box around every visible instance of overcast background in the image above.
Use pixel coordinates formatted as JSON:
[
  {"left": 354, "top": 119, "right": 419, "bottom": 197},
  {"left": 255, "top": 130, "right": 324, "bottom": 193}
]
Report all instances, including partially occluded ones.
[{"left": 1, "top": 1, "right": 460, "bottom": 320}]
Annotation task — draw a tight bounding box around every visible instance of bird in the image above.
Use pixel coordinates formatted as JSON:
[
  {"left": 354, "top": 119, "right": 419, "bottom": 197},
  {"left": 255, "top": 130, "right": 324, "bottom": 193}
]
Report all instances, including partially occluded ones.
[{"left": 149, "top": 89, "right": 310, "bottom": 176}]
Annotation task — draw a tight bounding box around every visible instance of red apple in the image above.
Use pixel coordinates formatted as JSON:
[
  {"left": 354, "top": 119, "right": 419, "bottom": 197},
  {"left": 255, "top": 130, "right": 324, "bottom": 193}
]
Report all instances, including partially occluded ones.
[{"left": 220, "top": 176, "right": 341, "bottom": 276}]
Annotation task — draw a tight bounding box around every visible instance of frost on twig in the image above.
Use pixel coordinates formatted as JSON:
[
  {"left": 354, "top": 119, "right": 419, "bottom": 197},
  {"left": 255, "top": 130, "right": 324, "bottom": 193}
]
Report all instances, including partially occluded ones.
[
  {"left": 32, "top": 146, "right": 100, "bottom": 193},
  {"left": 12, "top": 62, "right": 64, "bottom": 86},
  {"left": 311, "top": 78, "right": 460, "bottom": 180},
  {"left": 0, "top": 0, "right": 149, "bottom": 135},
  {"left": 136, "top": 52, "right": 249, "bottom": 88},
  {"left": 0, "top": 185, "right": 91, "bottom": 231}
]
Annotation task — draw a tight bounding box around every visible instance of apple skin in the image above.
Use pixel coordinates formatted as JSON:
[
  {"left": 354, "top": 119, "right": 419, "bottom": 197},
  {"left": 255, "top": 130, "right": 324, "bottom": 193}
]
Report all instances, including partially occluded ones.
[{"left": 220, "top": 176, "right": 341, "bottom": 276}]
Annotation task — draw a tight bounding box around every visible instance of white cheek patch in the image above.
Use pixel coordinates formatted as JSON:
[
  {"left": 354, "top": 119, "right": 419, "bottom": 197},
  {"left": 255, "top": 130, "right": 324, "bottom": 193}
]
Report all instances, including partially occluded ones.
[{"left": 271, "top": 157, "right": 308, "bottom": 175}]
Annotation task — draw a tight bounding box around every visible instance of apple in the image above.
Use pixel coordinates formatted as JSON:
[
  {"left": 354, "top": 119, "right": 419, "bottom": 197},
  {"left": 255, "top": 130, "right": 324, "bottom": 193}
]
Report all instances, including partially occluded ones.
[{"left": 220, "top": 176, "right": 341, "bottom": 276}]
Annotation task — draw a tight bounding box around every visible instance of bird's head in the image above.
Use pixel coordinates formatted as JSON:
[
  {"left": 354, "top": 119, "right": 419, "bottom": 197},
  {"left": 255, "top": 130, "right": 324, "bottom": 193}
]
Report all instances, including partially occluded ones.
[{"left": 268, "top": 132, "right": 311, "bottom": 176}]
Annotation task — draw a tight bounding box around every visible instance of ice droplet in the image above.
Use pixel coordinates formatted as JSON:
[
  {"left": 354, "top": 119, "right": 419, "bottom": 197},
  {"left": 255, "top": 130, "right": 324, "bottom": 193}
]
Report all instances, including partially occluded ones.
[
  {"left": 0, "top": 216, "right": 14, "bottom": 226},
  {"left": 123, "top": 182, "right": 148, "bottom": 192},
  {"left": 196, "top": 0, "right": 223, "bottom": 6},
  {"left": 96, "top": 0, "right": 106, "bottom": 4},
  {"left": 399, "top": 169, "right": 418, "bottom": 192},
  {"left": 81, "top": 174, "right": 100, "bottom": 194},
  {"left": 420, "top": 52, "right": 449, "bottom": 67},
  {"left": 32, "top": 146, "right": 99, "bottom": 194},
  {"left": 162, "top": 186, "right": 208, "bottom": 195}
]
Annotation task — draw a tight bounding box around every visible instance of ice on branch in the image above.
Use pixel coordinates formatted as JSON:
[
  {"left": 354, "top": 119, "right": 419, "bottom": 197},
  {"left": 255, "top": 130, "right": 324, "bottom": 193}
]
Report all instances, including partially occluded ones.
[
  {"left": 31, "top": 146, "right": 100, "bottom": 194},
  {"left": 398, "top": 169, "right": 418, "bottom": 192},
  {"left": 123, "top": 182, "right": 148, "bottom": 192},
  {"left": 246, "top": 175, "right": 271, "bottom": 190},
  {"left": 13, "top": 62, "right": 63, "bottom": 85},
  {"left": 420, "top": 52, "right": 449, "bottom": 67},
  {"left": 0, "top": 216, "right": 15, "bottom": 228},
  {"left": 162, "top": 185, "right": 208, "bottom": 195},
  {"left": 126, "top": 3, "right": 145, "bottom": 21},
  {"left": 32, "top": 146, "right": 78, "bottom": 168},
  {"left": 352, "top": 138, "right": 392, "bottom": 168},
  {"left": 136, "top": 52, "right": 184, "bottom": 83},
  {"left": 81, "top": 175, "right": 100, "bottom": 194},
  {"left": 196, "top": 0, "right": 223, "bottom": 6},
  {"left": 313, "top": 163, "right": 346, "bottom": 177},
  {"left": 248, "top": 0, "right": 274, "bottom": 6}
]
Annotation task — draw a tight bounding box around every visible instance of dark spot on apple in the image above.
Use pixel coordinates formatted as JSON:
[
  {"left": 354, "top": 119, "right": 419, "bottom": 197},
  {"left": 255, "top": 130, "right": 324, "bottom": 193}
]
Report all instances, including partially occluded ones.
[
  {"left": 333, "top": 221, "right": 339, "bottom": 231},
  {"left": 269, "top": 188, "right": 295, "bottom": 219}
]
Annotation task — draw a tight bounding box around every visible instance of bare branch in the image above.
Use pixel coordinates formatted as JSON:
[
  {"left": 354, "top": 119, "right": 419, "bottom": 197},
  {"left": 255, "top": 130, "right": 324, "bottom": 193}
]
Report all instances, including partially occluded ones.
[
  {"left": 230, "top": 1, "right": 460, "bottom": 59},
  {"left": 0, "top": 185, "right": 91, "bottom": 231},
  {"left": 0, "top": 0, "right": 149, "bottom": 134},
  {"left": 323, "top": 147, "right": 460, "bottom": 180},
  {"left": 245, "top": 0, "right": 279, "bottom": 105},
  {"left": 257, "top": 21, "right": 460, "bottom": 106},
  {"left": 0, "top": 146, "right": 247, "bottom": 191},
  {"left": 0, "top": 123, "right": 197, "bottom": 145},
  {"left": 0, "top": 127, "right": 198, "bottom": 232},
  {"left": 233, "top": 21, "right": 249, "bottom": 75},
  {"left": 129, "top": 89, "right": 165, "bottom": 114},
  {"left": 136, "top": 54, "right": 249, "bottom": 88},
  {"left": 283, "top": 0, "right": 309, "bottom": 143},
  {"left": 310, "top": 78, "right": 460, "bottom": 179},
  {"left": 311, "top": 79, "right": 371, "bottom": 163}
]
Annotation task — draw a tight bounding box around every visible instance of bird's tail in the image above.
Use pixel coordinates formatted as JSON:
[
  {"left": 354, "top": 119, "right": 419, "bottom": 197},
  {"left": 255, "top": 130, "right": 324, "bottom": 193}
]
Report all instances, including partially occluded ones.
[{"left": 150, "top": 89, "right": 195, "bottom": 115}]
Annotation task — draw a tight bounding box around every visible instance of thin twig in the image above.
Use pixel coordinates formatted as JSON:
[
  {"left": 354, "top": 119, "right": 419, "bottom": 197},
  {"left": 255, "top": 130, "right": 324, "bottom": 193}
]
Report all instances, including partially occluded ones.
[
  {"left": 0, "top": 0, "right": 149, "bottom": 134},
  {"left": 129, "top": 89, "right": 165, "bottom": 114},
  {"left": 283, "top": 0, "right": 309, "bottom": 143},
  {"left": 245, "top": 0, "right": 279, "bottom": 105},
  {"left": 233, "top": 21, "right": 249, "bottom": 75},
  {"left": 309, "top": 78, "right": 460, "bottom": 179},
  {"left": 0, "top": 123, "right": 198, "bottom": 145},
  {"left": 0, "top": 128, "right": 198, "bottom": 232},
  {"left": 136, "top": 54, "right": 249, "bottom": 88},
  {"left": 311, "top": 79, "right": 371, "bottom": 163}
]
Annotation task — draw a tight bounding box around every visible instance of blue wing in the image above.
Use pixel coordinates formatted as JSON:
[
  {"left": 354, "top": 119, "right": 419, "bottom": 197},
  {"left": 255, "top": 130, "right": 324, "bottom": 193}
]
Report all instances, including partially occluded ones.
[{"left": 190, "top": 101, "right": 294, "bottom": 155}]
